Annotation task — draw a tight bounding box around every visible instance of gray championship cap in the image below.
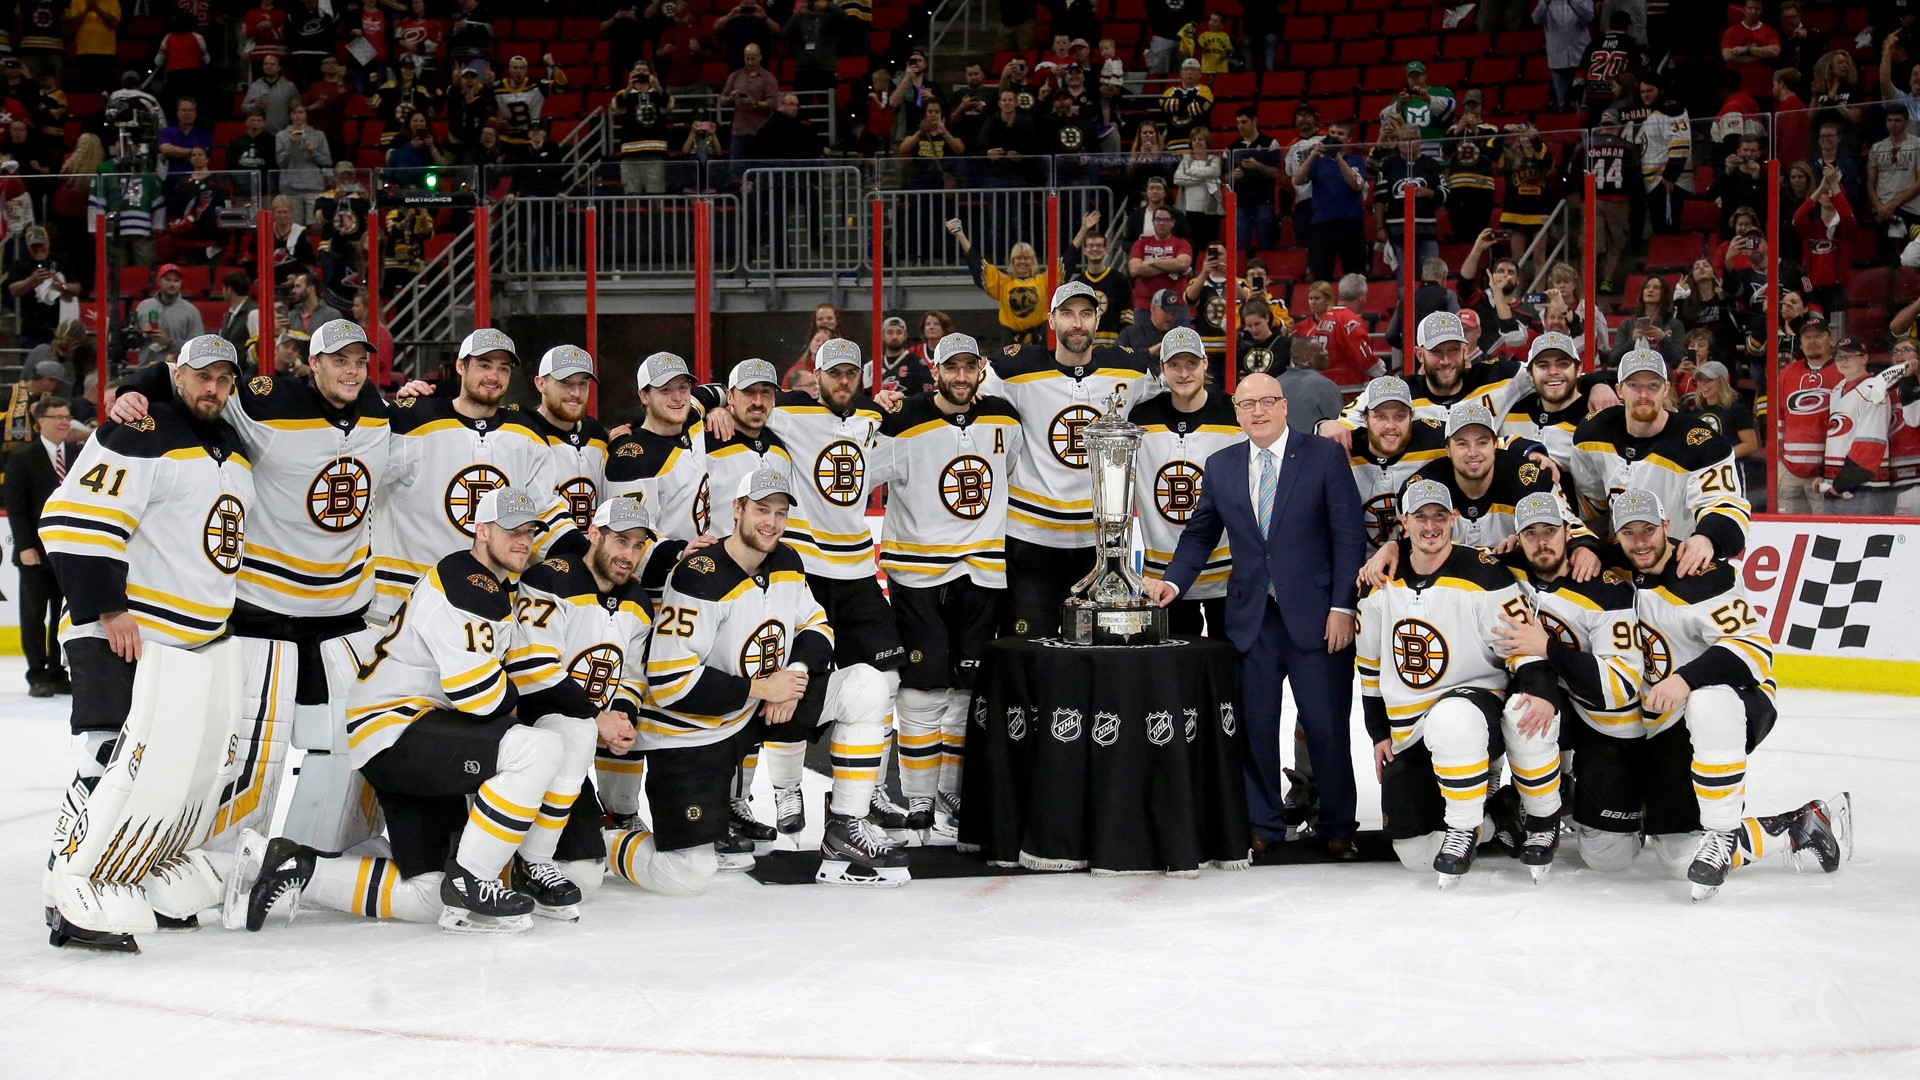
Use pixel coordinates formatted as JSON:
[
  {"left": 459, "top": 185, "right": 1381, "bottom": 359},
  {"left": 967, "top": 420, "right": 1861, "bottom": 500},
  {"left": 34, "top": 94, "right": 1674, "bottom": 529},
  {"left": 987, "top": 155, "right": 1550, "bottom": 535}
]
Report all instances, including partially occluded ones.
[
  {"left": 1160, "top": 326, "right": 1206, "bottom": 361},
  {"left": 1444, "top": 400, "right": 1498, "bottom": 438},
  {"left": 1527, "top": 331, "right": 1579, "bottom": 365},
  {"left": 1050, "top": 280, "right": 1101, "bottom": 311},
  {"left": 177, "top": 334, "right": 241, "bottom": 371},
  {"left": 475, "top": 486, "right": 544, "bottom": 530},
  {"left": 639, "top": 351, "right": 693, "bottom": 388},
  {"left": 309, "top": 318, "right": 373, "bottom": 357},
  {"left": 932, "top": 332, "right": 982, "bottom": 366},
  {"left": 1363, "top": 375, "right": 1415, "bottom": 412},
  {"left": 1513, "top": 491, "right": 1566, "bottom": 532},
  {"left": 1416, "top": 310, "right": 1468, "bottom": 350},
  {"left": 727, "top": 358, "right": 780, "bottom": 390},
  {"left": 537, "top": 344, "right": 597, "bottom": 381},
  {"left": 30, "top": 359, "right": 67, "bottom": 381},
  {"left": 1617, "top": 348, "right": 1668, "bottom": 383},
  {"left": 736, "top": 465, "right": 794, "bottom": 502},
  {"left": 592, "top": 495, "right": 653, "bottom": 533},
  {"left": 1401, "top": 478, "right": 1454, "bottom": 516},
  {"left": 1610, "top": 488, "right": 1667, "bottom": 531},
  {"left": 458, "top": 327, "right": 519, "bottom": 362},
  {"left": 814, "top": 338, "right": 863, "bottom": 371}
]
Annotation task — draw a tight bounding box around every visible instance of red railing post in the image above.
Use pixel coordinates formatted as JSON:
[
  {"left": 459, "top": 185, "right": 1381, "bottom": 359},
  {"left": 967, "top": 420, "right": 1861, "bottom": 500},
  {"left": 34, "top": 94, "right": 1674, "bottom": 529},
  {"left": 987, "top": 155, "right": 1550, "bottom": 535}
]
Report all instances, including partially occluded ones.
[
  {"left": 256, "top": 208, "right": 273, "bottom": 371},
  {"left": 1583, "top": 171, "right": 1597, "bottom": 371},
  {"left": 1223, "top": 185, "right": 1238, "bottom": 391},
  {"left": 473, "top": 203, "right": 491, "bottom": 328},
  {"left": 1045, "top": 190, "right": 1060, "bottom": 350},
  {"left": 584, "top": 204, "right": 599, "bottom": 414},
  {"left": 94, "top": 208, "right": 109, "bottom": 392},
  {"left": 694, "top": 198, "right": 713, "bottom": 384},
  {"left": 365, "top": 211, "right": 382, "bottom": 385},
  {"left": 871, "top": 193, "right": 885, "bottom": 390},
  {"left": 1402, "top": 185, "right": 1416, "bottom": 377},
  {"left": 1766, "top": 158, "right": 1781, "bottom": 518}
]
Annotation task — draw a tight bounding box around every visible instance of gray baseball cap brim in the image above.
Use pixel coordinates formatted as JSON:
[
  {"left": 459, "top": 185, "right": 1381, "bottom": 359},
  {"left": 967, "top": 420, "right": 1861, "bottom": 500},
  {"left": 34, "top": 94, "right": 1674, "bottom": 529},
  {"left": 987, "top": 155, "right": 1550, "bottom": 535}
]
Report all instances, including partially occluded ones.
[
  {"left": 640, "top": 351, "right": 693, "bottom": 388},
  {"left": 736, "top": 467, "right": 793, "bottom": 502},
  {"left": 476, "top": 486, "right": 544, "bottom": 530},
  {"left": 1401, "top": 479, "right": 1454, "bottom": 516},
  {"left": 1513, "top": 491, "right": 1566, "bottom": 532},
  {"left": 177, "top": 334, "right": 242, "bottom": 371}
]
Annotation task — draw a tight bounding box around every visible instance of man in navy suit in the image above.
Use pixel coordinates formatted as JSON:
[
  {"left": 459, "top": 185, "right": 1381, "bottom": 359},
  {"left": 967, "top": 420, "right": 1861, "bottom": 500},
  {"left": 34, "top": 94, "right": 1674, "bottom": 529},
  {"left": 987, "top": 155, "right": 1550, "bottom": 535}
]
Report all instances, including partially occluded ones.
[{"left": 1146, "top": 373, "right": 1367, "bottom": 857}]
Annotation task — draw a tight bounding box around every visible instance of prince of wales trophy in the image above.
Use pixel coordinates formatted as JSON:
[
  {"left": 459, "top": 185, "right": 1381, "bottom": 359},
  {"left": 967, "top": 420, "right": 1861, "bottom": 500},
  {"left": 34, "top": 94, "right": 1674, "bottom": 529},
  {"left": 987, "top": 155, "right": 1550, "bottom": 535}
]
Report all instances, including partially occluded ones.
[{"left": 1061, "top": 391, "right": 1170, "bottom": 645}]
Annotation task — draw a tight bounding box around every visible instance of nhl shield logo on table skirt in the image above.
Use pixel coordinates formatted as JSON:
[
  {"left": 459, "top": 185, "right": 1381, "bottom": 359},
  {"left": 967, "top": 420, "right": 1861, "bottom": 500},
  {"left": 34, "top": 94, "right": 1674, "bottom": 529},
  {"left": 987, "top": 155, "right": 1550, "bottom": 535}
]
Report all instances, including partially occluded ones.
[
  {"left": 1146, "top": 711, "right": 1173, "bottom": 746},
  {"left": 1093, "top": 711, "right": 1121, "bottom": 747},
  {"left": 1052, "top": 708, "right": 1083, "bottom": 742},
  {"left": 1007, "top": 705, "right": 1028, "bottom": 741},
  {"left": 1183, "top": 708, "right": 1199, "bottom": 743},
  {"left": 1220, "top": 702, "right": 1237, "bottom": 736}
]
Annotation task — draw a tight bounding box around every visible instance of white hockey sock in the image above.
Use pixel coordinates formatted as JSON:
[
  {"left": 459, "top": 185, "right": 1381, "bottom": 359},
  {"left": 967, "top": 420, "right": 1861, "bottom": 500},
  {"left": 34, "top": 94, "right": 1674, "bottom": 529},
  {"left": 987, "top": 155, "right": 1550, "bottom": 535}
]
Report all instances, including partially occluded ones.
[
  {"left": 1424, "top": 698, "right": 1493, "bottom": 832},
  {"left": 455, "top": 725, "right": 563, "bottom": 880},
  {"left": 826, "top": 665, "right": 891, "bottom": 817},
  {"left": 1501, "top": 702, "right": 1563, "bottom": 819},
  {"left": 1685, "top": 686, "right": 1749, "bottom": 832},
  {"left": 605, "top": 829, "right": 717, "bottom": 896},
  {"left": 594, "top": 744, "right": 646, "bottom": 816},
  {"left": 763, "top": 740, "right": 806, "bottom": 792},
  {"left": 938, "top": 688, "right": 971, "bottom": 797},
  {"left": 896, "top": 688, "right": 946, "bottom": 801},
  {"left": 306, "top": 856, "right": 443, "bottom": 923},
  {"left": 517, "top": 714, "right": 598, "bottom": 864}
]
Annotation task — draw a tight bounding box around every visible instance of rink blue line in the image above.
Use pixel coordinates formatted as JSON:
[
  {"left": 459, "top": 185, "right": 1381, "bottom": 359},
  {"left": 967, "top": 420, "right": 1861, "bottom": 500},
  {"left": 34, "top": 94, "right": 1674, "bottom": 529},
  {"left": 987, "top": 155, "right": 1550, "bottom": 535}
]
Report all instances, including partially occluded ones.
[{"left": 2, "top": 975, "right": 1918, "bottom": 1072}]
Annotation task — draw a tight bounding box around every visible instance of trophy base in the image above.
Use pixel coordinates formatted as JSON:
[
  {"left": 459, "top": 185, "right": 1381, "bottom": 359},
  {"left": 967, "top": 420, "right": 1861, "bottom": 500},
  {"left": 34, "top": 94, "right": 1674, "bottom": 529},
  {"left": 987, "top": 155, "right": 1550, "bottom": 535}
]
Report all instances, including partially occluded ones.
[{"left": 1060, "top": 601, "right": 1170, "bottom": 646}]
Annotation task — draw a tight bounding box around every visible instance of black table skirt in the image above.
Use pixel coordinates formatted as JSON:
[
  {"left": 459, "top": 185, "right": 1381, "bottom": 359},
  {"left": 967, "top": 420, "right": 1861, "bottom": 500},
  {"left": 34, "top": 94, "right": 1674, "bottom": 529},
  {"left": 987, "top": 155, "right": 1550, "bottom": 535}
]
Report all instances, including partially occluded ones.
[{"left": 960, "top": 636, "right": 1252, "bottom": 874}]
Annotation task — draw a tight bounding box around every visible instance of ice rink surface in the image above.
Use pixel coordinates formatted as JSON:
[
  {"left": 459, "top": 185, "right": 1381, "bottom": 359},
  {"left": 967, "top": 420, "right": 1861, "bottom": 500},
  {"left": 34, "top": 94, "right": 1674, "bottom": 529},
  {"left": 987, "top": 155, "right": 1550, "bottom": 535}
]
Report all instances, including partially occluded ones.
[{"left": 2, "top": 655, "right": 1916, "bottom": 1079}]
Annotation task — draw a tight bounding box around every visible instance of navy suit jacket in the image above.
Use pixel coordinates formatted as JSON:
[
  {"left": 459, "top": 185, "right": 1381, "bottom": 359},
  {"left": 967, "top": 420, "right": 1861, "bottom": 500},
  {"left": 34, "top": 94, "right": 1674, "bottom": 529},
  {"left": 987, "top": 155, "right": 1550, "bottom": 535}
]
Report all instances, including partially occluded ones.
[{"left": 1162, "top": 433, "right": 1366, "bottom": 655}]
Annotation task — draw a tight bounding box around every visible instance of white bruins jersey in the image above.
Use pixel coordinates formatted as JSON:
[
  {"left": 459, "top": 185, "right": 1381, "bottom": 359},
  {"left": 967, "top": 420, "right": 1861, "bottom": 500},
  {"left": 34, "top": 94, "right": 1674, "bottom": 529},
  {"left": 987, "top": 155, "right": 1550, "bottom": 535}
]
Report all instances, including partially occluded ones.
[
  {"left": 1571, "top": 406, "right": 1750, "bottom": 555},
  {"left": 768, "top": 391, "right": 897, "bottom": 580},
  {"left": 44, "top": 404, "right": 254, "bottom": 648},
  {"left": 342, "top": 552, "right": 519, "bottom": 769},
  {"left": 1628, "top": 550, "right": 1776, "bottom": 737},
  {"left": 698, "top": 421, "right": 793, "bottom": 539},
  {"left": 606, "top": 424, "right": 711, "bottom": 541},
  {"left": 1356, "top": 544, "right": 1546, "bottom": 751},
  {"left": 1508, "top": 561, "right": 1644, "bottom": 737},
  {"left": 525, "top": 411, "right": 610, "bottom": 532},
  {"left": 638, "top": 542, "right": 834, "bottom": 751},
  {"left": 1500, "top": 391, "right": 1590, "bottom": 475},
  {"left": 1338, "top": 359, "right": 1535, "bottom": 430},
  {"left": 507, "top": 553, "right": 652, "bottom": 719},
  {"left": 984, "top": 343, "right": 1160, "bottom": 546},
  {"left": 1129, "top": 392, "right": 1243, "bottom": 600},
  {"left": 1349, "top": 418, "right": 1448, "bottom": 550},
  {"left": 879, "top": 394, "right": 1025, "bottom": 588},
  {"left": 373, "top": 398, "right": 574, "bottom": 612},
  {"left": 493, "top": 73, "right": 565, "bottom": 139},
  {"left": 1407, "top": 448, "right": 1594, "bottom": 551}
]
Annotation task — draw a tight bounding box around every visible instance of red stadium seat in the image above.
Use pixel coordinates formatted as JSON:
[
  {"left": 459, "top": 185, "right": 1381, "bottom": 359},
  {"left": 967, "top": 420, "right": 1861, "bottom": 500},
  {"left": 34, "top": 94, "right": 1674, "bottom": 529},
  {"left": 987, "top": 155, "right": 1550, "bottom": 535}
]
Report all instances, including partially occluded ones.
[
  {"left": 559, "top": 18, "right": 598, "bottom": 39},
  {"left": 1289, "top": 41, "right": 1336, "bottom": 69},
  {"left": 1313, "top": 68, "right": 1361, "bottom": 96},
  {"left": 516, "top": 18, "right": 559, "bottom": 40},
  {"left": 1342, "top": 39, "right": 1387, "bottom": 67},
  {"left": 548, "top": 42, "right": 591, "bottom": 67},
  {"left": 1382, "top": 11, "right": 1434, "bottom": 36},
  {"left": 1265, "top": 248, "right": 1309, "bottom": 282},
  {"left": 1256, "top": 100, "right": 1291, "bottom": 126},
  {"left": 1471, "top": 56, "right": 1522, "bottom": 85},
  {"left": 1260, "top": 70, "right": 1305, "bottom": 98},
  {"left": 117, "top": 266, "right": 150, "bottom": 296},
  {"left": 1493, "top": 30, "right": 1546, "bottom": 56},
  {"left": 1331, "top": 14, "right": 1379, "bottom": 40},
  {"left": 1299, "top": 0, "right": 1343, "bottom": 14},
  {"left": 1646, "top": 234, "right": 1706, "bottom": 271},
  {"left": 1362, "top": 65, "right": 1403, "bottom": 92},
  {"left": 1504, "top": 84, "right": 1550, "bottom": 115},
  {"left": 1210, "top": 102, "right": 1242, "bottom": 129},
  {"left": 1679, "top": 200, "right": 1721, "bottom": 233},
  {"left": 1427, "top": 60, "right": 1467, "bottom": 86},
  {"left": 1441, "top": 33, "right": 1490, "bottom": 60},
  {"left": 1213, "top": 72, "right": 1256, "bottom": 100},
  {"left": 1390, "top": 36, "right": 1439, "bottom": 64}
]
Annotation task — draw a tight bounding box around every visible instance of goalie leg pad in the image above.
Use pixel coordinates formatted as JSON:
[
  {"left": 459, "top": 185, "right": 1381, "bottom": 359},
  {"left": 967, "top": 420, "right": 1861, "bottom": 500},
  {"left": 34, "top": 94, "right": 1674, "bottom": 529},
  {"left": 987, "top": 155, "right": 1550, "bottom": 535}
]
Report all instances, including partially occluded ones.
[{"left": 208, "top": 638, "right": 293, "bottom": 851}]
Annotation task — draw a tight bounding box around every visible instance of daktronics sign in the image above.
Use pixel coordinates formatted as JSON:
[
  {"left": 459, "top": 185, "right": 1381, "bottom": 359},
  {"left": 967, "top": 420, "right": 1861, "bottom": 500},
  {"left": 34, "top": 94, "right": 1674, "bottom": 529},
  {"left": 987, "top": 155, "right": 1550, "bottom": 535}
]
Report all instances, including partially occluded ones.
[{"left": 1741, "top": 521, "right": 1913, "bottom": 660}]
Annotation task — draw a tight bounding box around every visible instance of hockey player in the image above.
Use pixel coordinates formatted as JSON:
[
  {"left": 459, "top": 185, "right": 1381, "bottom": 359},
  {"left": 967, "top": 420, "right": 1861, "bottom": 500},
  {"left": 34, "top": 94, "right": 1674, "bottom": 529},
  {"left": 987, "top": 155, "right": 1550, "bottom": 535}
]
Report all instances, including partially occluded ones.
[
  {"left": 635, "top": 467, "right": 909, "bottom": 889},
  {"left": 231, "top": 487, "right": 597, "bottom": 934},
  {"left": 507, "top": 495, "right": 658, "bottom": 905},
  {"left": 44, "top": 334, "right": 255, "bottom": 951},
  {"left": 695, "top": 358, "right": 793, "bottom": 538},
  {"left": 1355, "top": 479, "right": 1563, "bottom": 887},
  {"left": 524, "top": 344, "right": 610, "bottom": 531},
  {"left": 1133, "top": 326, "right": 1244, "bottom": 637},
  {"left": 104, "top": 319, "right": 392, "bottom": 854},
  {"left": 1498, "top": 331, "right": 1593, "bottom": 478},
  {"left": 1488, "top": 492, "right": 1644, "bottom": 872},
  {"left": 373, "top": 329, "right": 574, "bottom": 618},
  {"left": 881, "top": 333, "right": 1024, "bottom": 836},
  {"left": 987, "top": 280, "right": 1160, "bottom": 636},
  {"left": 1569, "top": 349, "right": 1750, "bottom": 575},
  {"left": 1607, "top": 488, "right": 1851, "bottom": 900},
  {"left": 1405, "top": 402, "right": 1598, "bottom": 558},
  {"left": 605, "top": 352, "right": 713, "bottom": 543},
  {"left": 1347, "top": 375, "right": 1448, "bottom": 551}
]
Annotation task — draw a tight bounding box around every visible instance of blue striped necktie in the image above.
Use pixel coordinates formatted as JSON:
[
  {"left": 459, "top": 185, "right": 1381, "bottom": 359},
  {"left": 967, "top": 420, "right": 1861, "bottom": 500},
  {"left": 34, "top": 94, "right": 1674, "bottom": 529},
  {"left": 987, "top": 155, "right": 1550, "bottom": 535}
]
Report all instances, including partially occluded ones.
[{"left": 1257, "top": 448, "right": 1276, "bottom": 539}]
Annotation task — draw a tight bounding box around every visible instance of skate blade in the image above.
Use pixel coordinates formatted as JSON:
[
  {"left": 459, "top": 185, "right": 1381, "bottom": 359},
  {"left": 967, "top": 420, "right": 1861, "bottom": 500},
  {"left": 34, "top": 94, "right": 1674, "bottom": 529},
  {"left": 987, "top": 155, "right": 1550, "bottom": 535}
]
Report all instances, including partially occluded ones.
[
  {"left": 1436, "top": 871, "right": 1466, "bottom": 890},
  {"left": 154, "top": 913, "right": 201, "bottom": 931},
  {"left": 532, "top": 903, "right": 581, "bottom": 923},
  {"left": 931, "top": 818, "right": 959, "bottom": 839},
  {"left": 1690, "top": 883, "right": 1720, "bottom": 903},
  {"left": 438, "top": 908, "right": 533, "bottom": 935},
  {"left": 1528, "top": 862, "right": 1552, "bottom": 884},
  {"left": 815, "top": 860, "right": 911, "bottom": 888},
  {"left": 1832, "top": 792, "right": 1855, "bottom": 867},
  {"left": 47, "top": 911, "right": 140, "bottom": 953},
  {"left": 715, "top": 852, "right": 756, "bottom": 873},
  {"left": 221, "top": 830, "right": 268, "bottom": 931}
]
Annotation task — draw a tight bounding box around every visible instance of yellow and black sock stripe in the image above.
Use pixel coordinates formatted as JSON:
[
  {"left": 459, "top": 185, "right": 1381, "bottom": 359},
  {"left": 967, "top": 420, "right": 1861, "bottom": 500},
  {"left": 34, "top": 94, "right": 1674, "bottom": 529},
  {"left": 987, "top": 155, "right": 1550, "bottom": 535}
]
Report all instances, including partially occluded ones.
[
  {"left": 830, "top": 740, "right": 885, "bottom": 785},
  {"left": 469, "top": 782, "right": 537, "bottom": 845},
  {"left": 1691, "top": 759, "right": 1746, "bottom": 803},
  {"left": 533, "top": 789, "right": 579, "bottom": 833},
  {"left": 608, "top": 829, "right": 653, "bottom": 884},
  {"left": 899, "top": 728, "right": 942, "bottom": 774},
  {"left": 941, "top": 729, "right": 966, "bottom": 772},
  {"left": 1510, "top": 758, "right": 1561, "bottom": 800},
  {"left": 1434, "top": 759, "right": 1490, "bottom": 803},
  {"left": 351, "top": 857, "right": 400, "bottom": 918}
]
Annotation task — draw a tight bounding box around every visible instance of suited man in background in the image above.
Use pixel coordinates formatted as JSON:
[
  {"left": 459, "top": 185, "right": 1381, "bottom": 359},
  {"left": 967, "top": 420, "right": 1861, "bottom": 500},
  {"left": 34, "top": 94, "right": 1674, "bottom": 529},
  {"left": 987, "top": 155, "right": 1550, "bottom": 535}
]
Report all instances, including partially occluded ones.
[
  {"left": 6, "top": 397, "right": 74, "bottom": 697},
  {"left": 1146, "top": 373, "right": 1366, "bottom": 857}
]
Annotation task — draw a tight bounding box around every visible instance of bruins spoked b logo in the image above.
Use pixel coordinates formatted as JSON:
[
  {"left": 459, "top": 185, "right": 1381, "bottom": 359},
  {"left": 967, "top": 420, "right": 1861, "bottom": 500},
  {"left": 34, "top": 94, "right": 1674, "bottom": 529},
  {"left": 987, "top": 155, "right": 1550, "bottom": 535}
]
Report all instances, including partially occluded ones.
[
  {"left": 1154, "top": 461, "right": 1204, "bottom": 523},
  {"left": 1362, "top": 492, "right": 1400, "bottom": 548},
  {"left": 1391, "top": 618, "right": 1449, "bottom": 689},
  {"left": 940, "top": 455, "right": 993, "bottom": 519},
  {"left": 308, "top": 458, "right": 371, "bottom": 533},
  {"left": 1538, "top": 610, "right": 1578, "bottom": 650},
  {"left": 559, "top": 478, "right": 597, "bottom": 530},
  {"left": 740, "top": 619, "right": 787, "bottom": 677},
  {"left": 204, "top": 494, "right": 246, "bottom": 574},
  {"left": 446, "top": 464, "right": 509, "bottom": 537},
  {"left": 1639, "top": 623, "right": 1672, "bottom": 684},
  {"left": 1049, "top": 405, "right": 1102, "bottom": 468},
  {"left": 692, "top": 475, "right": 713, "bottom": 535},
  {"left": 568, "top": 645, "right": 624, "bottom": 708},
  {"left": 815, "top": 440, "right": 866, "bottom": 507}
]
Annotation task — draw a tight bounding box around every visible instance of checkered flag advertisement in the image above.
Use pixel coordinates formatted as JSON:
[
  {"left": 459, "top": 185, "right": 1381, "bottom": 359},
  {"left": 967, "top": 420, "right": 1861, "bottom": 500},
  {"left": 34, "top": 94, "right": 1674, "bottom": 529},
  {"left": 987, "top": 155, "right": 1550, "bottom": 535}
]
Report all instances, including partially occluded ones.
[{"left": 1786, "top": 534, "right": 1898, "bottom": 651}]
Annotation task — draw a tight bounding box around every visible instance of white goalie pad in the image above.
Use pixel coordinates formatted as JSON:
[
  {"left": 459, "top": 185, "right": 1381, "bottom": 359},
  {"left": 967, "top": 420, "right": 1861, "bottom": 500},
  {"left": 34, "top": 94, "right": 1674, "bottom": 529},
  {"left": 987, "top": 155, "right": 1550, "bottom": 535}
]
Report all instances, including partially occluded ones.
[
  {"left": 205, "top": 638, "right": 297, "bottom": 851},
  {"left": 280, "top": 634, "right": 382, "bottom": 852}
]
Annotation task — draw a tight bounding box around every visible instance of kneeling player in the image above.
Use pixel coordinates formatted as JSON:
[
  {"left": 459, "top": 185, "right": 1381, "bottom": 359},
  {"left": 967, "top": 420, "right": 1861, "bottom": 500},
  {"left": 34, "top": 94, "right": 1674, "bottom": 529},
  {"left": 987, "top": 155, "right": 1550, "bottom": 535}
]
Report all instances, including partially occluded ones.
[
  {"left": 626, "top": 467, "right": 909, "bottom": 892},
  {"left": 1602, "top": 489, "right": 1851, "bottom": 900},
  {"left": 1356, "top": 480, "right": 1563, "bottom": 887},
  {"left": 231, "top": 488, "right": 599, "bottom": 934}
]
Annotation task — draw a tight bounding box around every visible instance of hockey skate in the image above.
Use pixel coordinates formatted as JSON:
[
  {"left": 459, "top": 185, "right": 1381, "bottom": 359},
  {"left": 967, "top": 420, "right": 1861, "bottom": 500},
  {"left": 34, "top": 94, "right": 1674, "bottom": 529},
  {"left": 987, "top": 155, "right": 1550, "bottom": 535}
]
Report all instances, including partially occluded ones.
[
  {"left": 868, "top": 786, "right": 913, "bottom": 842},
  {"left": 1281, "top": 767, "right": 1319, "bottom": 839},
  {"left": 603, "top": 810, "right": 645, "bottom": 831},
  {"left": 1790, "top": 792, "right": 1854, "bottom": 873},
  {"left": 933, "top": 790, "right": 962, "bottom": 838},
  {"left": 1688, "top": 828, "right": 1737, "bottom": 902},
  {"left": 715, "top": 832, "right": 757, "bottom": 871},
  {"left": 729, "top": 797, "right": 777, "bottom": 849},
  {"left": 1485, "top": 783, "right": 1522, "bottom": 857},
  {"left": 1521, "top": 815, "right": 1560, "bottom": 883},
  {"left": 773, "top": 783, "right": 806, "bottom": 835},
  {"left": 510, "top": 854, "right": 583, "bottom": 922},
  {"left": 44, "top": 902, "right": 140, "bottom": 954},
  {"left": 439, "top": 863, "right": 534, "bottom": 934},
  {"left": 221, "top": 829, "right": 270, "bottom": 930},
  {"left": 1433, "top": 827, "right": 1478, "bottom": 889},
  {"left": 244, "top": 837, "right": 318, "bottom": 932},
  {"left": 905, "top": 796, "right": 935, "bottom": 841},
  {"left": 817, "top": 804, "right": 911, "bottom": 888}
]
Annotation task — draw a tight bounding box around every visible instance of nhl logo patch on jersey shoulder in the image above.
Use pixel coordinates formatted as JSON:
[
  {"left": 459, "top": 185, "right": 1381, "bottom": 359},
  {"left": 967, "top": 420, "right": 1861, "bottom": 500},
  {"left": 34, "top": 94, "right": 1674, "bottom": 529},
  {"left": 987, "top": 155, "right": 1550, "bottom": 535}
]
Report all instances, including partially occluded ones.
[
  {"left": 1687, "top": 427, "right": 1712, "bottom": 446},
  {"left": 467, "top": 573, "right": 500, "bottom": 593},
  {"left": 687, "top": 555, "right": 717, "bottom": 574},
  {"left": 249, "top": 375, "right": 273, "bottom": 395},
  {"left": 1518, "top": 463, "right": 1540, "bottom": 485},
  {"left": 615, "top": 442, "right": 643, "bottom": 457}
]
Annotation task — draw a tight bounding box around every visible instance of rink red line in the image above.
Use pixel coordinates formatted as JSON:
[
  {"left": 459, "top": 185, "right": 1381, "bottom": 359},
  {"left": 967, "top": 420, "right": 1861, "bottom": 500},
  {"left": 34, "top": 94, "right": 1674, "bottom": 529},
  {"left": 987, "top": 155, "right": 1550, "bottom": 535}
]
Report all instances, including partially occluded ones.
[{"left": 3, "top": 975, "right": 1916, "bottom": 1071}]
